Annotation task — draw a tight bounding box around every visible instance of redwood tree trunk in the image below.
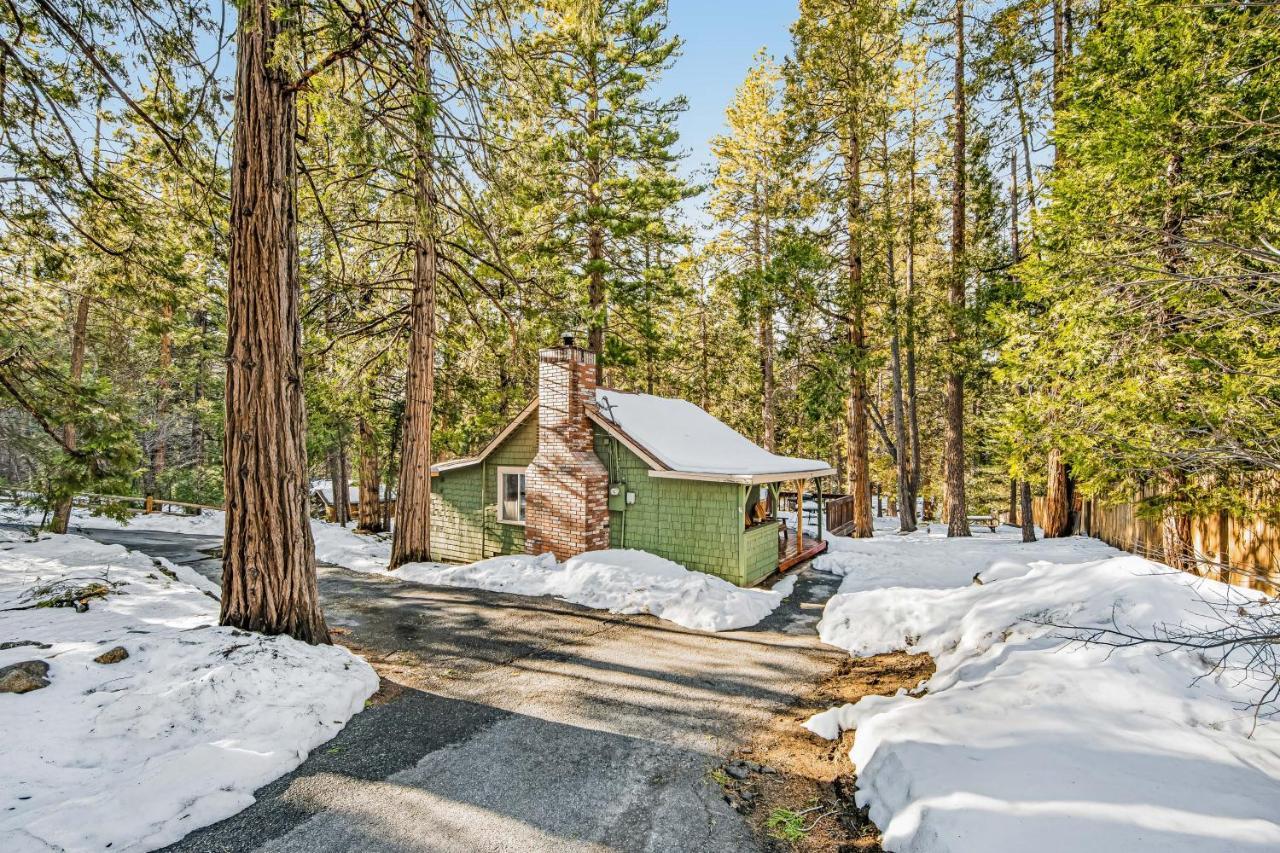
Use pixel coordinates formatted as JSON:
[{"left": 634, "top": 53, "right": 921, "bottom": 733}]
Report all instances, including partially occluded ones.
[
  {"left": 943, "top": 0, "right": 971, "bottom": 538},
  {"left": 220, "top": 0, "right": 328, "bottom": 644},
  {"left": 845, "top": 124, "right": 873, "bottom": 538},
  {"left": 1043, "top": 448, "right": 1071, "bottom": 537},
  {"left": 392, "top": 0, "right": 438, "bottom": 569},
  {"left": 356, "top": 415, "right": 384, "bottom": 533}
]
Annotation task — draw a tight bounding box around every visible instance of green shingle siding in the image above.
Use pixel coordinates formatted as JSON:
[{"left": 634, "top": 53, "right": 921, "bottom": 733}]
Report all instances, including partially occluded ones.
[
  {"left": 741, "top": 521, "right": 782, "bottom": 587},
  {"left": 480, "top": 417, "right": 537, "bottom": 557},
  {"left": 594, "top": 432, "right": 777, "bottom": 586},
  {"left": 431, "top": 414, "right": 782, "bottom": 586},
  {"left": 429, "top": 464, "right": 484, "bottom": 563}
]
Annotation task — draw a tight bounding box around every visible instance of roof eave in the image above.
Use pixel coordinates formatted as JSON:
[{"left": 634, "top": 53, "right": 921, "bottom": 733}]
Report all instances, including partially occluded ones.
[
  {"left": 430, "top": 398, "right": 539, "bottom": 475},
  {"left": 647, "top": 467, "right": 838, "bottom": 486}
]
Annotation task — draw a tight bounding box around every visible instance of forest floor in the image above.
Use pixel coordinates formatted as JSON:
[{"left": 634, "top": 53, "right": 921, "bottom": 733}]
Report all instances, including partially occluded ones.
[{"left": 28, "top": 523, "right": 858, "bottom": 853}]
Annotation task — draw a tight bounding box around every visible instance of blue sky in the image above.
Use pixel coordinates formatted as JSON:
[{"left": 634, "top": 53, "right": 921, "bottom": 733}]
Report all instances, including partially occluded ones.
[{"left": 655, "top": 1, "right": 801, "bottom": 225}]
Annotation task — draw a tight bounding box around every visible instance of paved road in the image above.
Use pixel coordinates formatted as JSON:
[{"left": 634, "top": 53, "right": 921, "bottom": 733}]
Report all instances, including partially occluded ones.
[{"left": 50, "top": 526, "right": 844, "bottom": 853}]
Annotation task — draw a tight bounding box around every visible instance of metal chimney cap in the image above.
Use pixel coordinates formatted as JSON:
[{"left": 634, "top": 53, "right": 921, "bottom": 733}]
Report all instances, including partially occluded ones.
[{"left": 560, "top": 330, "right": 579, "bottom": 348}]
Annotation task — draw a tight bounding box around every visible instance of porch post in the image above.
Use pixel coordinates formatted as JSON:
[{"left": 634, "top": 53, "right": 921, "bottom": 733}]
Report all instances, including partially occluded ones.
[
  {"left": 795, "top": 478, "right": 805, "bottom": 557},
  {"left": 817, "top": 478, "right": 824, "bottom": 540}
]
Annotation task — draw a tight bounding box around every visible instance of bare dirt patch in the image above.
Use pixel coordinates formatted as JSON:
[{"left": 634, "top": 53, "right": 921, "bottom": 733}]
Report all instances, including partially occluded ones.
[{"left": 716, "top": 651, "right": 935, "bottom": 852}]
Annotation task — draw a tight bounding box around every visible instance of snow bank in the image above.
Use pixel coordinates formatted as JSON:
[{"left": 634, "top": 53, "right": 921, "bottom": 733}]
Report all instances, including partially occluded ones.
[
  {"left": 807, "top": 530, "right": 1280, "bottom": 852},
  {"left": 0, "top": 503, "right": 395, "bottom": 574},
  {"left": 311, "top": 521, "right": 392, "bottom": 573},
  {"left": 0, "top": 534, "right": 378, "bottom": 853},
  {"left": 395, "top": 548, "right": 787, "bottom": 631},
  {"left": 0, "top": 503, "right": 225, "bottom": 536},
  {"left": 0, "top": 504, "right": 787, "bottom": 633}
]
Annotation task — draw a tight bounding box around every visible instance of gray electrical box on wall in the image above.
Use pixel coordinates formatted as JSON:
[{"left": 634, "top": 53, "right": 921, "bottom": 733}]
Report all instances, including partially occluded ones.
[{"left": 608, "top": 482, "right": 627, "bottom": 512}]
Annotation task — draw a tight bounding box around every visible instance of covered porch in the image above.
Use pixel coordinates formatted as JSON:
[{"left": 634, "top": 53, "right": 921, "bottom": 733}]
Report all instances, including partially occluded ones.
[{"left": 744, "top": 476, "right": 835, "bottom": 575}]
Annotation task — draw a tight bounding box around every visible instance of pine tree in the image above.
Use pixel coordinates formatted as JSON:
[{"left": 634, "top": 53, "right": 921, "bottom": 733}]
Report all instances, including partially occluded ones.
[{"left": 788, "top": 0, "right": 897, "bottom": 537}]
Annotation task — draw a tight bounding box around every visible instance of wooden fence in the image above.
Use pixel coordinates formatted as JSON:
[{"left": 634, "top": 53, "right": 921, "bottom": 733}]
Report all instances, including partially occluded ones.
[
  {"left": 0, "top": 489, "right": 222, "bottom": 516},
  {"left": 825, "top": 494, "right": 856, "bottom": 535},
  {"left": 1031, "top": 495, "right": 1278, "bottom": 592}
]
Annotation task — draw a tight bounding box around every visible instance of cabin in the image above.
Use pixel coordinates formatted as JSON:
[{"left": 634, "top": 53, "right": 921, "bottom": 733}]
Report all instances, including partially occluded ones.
[{"left": 428, "top": 336, "right": 835, "bottom": 587}]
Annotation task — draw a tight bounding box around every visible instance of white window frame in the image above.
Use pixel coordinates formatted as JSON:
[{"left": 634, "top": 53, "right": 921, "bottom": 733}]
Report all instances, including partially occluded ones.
[{"left": 496, "top": 466, "right": 527, "bottom": 526}]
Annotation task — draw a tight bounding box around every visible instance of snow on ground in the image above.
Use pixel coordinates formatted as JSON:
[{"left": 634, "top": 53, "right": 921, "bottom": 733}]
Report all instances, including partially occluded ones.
[
  {"left": 394, "top": 548, "right": 787, "bottom": 632},
  {"left": 0, "top": 532, "right": 377, "bottom": 853},
  {"left": 806, "top": 524, "right": 1280, "bottom": 853},
  {"left": 0, "top": 503, "right": 790, "bottom": 631},
  {"left": 311, "top": 520, "right": 392, "bottom": 573},
  {"left": 0, "top": 503, "right": 227, "bottom": 536}
]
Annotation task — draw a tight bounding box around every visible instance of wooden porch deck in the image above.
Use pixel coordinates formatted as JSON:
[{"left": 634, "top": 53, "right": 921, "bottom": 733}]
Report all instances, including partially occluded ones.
[{"left": 778, "top": 531, "right": 829, "bottom": 573}]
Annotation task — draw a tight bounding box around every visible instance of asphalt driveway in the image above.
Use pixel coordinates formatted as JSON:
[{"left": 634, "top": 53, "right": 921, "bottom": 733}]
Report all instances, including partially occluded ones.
[{"left": 48, "top": 525, "right": 844, "bottom": 853}]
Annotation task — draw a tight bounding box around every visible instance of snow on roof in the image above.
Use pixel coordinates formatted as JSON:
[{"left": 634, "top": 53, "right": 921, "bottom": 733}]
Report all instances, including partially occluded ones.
[{"left": 593, "top": 390, "right": 833, "bottom": 481}]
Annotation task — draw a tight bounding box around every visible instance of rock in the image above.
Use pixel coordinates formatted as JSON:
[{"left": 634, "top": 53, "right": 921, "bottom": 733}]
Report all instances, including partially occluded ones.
[
  {"left": 0, "top": 640, "right": 51, "bottom": 651},
  {"left": 0, "top": 660, "right": 50, "bottom": 693},
  {"left": 744, "top": 760, "right": 763, "bottom": 772},
  {"left": 725, "top": 763, "right": 750, "bottom": 780},
  {"left": 760, "top": 764, "right": 778, "bottom": 775},
  {"left": 94, "top": 646, "right": 129, "bottom": 664}
]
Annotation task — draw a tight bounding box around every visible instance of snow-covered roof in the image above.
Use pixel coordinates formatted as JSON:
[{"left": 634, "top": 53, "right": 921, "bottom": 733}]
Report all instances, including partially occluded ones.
[
  {"left": 429, "top": 392, "right": 834, "bottom": 485},
  {"left": 591, "top": 390, "right": 834, "bottom": 484}
]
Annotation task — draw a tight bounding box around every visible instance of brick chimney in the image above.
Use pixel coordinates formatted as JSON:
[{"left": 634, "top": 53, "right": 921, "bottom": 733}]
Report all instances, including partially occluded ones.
[{"left": 524, "top": 334, "right": 610, "bottom": 560}]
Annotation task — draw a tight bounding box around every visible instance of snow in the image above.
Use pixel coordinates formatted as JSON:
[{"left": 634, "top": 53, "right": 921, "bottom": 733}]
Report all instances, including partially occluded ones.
[
  {"left": 0, "top": 503, "right": 225, "bottom": 536},
  {"left": 594, "top": 389, "right": 830, "bottom": 476},
  {"left": 311, "top": 521, "right": 392, "bottom": 573},
  {"left": 310, "top": 479, "right": 390, "bottom": 504},
  {"left": 394, "top": 548, "right": 787, "bottom": 632},
  {"left": 0, "top": 502, "right": 787, "bottom": 633},
  {"left": 805, "top": 526, "right": 1280, "bottom": 853},
  {"left": 0, "top": 533, "right": 377, "bottom": 853}
]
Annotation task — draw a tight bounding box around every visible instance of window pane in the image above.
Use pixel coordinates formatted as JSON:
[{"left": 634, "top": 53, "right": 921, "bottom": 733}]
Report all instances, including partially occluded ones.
[{"left": 501, "top": 472, "right": 526, "bottom": 522}]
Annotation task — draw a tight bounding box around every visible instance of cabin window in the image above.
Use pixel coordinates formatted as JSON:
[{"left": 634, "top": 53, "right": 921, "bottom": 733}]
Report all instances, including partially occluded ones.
[
  {"left": 745, "top": 484, "right": 775, "bottom": 529},
  {"left": 496, "top": 467, "right": 526, "bottom": 525}
]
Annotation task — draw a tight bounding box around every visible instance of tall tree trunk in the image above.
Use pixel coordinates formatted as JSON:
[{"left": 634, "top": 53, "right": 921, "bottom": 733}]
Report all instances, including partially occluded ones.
[
  {"left": 905, "top": 126, "right": 922, "bottom": 508},
  {"left": 944, "top": 0, "right": 970, "bottom": 537},
  {"left": 1008, "top": 152, "right": 1022, "bottom": 532},
  {"left": 699, "top": 287, "right": 709, "bottom": 410},
  {"left": 356, "top": 415, "right": 383, "bottom": 533},
  {"left": 845, "top": 124, "right": 873, "bottom": 538},
  {"left": 326, "top": 449, "right": 342, "bottom": 521},
  {"left": 149, "top": 304, "right": 174, "bottom": 497},
  {"left": 753, "top": 204, "right": 776, "bottom": 452},
  {"left": 221, "top": 0, "right": 328, "bottom": 644},
  {"left": 1020, "top": 480, "right": 1036, "bottom": 542},
  {"left": 585, "top": 55, "right": 606, "bottom": 384},
  {"left": 49, "top": 290, "right": 92, "bottom": 534},
  {"left": 335, "top": 433, "right": 351, "bottom": 526},
  {"left": 886, "top": 156, "right": 916, "bottom": 534},
  {"left": 391, "top": 0, "right": 438, "bottom": 569},
  {"left": 190, "top": 309, "right": 208, "bottom": 475},
  {"left": 1043, "top": 448, "right": 1071, "bottom": 537},
  {"left": 1007, "top": 65, "right": 1037, "bottom": 214}
]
